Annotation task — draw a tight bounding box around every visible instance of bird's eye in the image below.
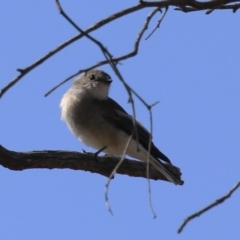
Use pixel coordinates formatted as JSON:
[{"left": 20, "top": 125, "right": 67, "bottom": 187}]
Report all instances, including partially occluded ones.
[{"left": 89, "top": 74, "right": 95, "bottom": 80}]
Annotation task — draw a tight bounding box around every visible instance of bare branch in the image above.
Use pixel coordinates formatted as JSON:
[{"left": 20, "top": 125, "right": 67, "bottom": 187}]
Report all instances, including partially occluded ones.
[
  {"left": 45, "top": 7, "right": 160, "bottom": 97},
  {"left": 178, "top": 181, "right": 240, "bottom": 233},
  {"left": 1, "top": 0, "right": 238, "bottom": 98},
  {"left": 145, "top": 7, "right": 168, "bottom": 40},
  {"left": 0, "top": 145, "right": 184, "bottom": 184},
  {"left": 175, "top": 2, "right": 240, "bottom": 12},
  {"left": 0, "top": 3, "right": 146, "bottom": 98},
  {"left": 55, "top": 0, "right": 112, "bottom": 59},
  {"left": 205, "top": 2, "right": 240, "bottom": 13},
  {"left": 141, "top": 0, "right": 240, "bottom": 10}
]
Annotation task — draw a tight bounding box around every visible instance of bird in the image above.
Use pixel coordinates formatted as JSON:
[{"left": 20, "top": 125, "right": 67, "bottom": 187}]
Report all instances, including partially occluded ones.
[{"left": 60, "top": 69, "right": 183, "bottom": 185}]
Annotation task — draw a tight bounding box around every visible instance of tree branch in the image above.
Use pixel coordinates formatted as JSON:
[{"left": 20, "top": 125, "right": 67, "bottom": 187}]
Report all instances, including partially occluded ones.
[
  {"left": 1, "top": 0, "right": 239, "bottom": 98},
  {"left": 177, "top": 181, "right": 240, "bottom": 233},
  {"left": 0, "top": 3, "right": 146, "bottom": 99},
  {"left": 45, "top": 6, "right": 160, "bottom": 97},
  {"left": 141, "top": 0, "right": 240, "bottom": 9},
  {"left": 0, "top": 145, "right": 184, "bottom": 184}
]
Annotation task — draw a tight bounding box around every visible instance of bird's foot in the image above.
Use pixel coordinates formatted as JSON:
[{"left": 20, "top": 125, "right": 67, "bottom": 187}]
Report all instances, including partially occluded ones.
[
  {"left": 94, "top": 146, "right": 107, "bottom": 158},
  {"left": 82, "top": 146, "right": 107, "bottom": 159}
]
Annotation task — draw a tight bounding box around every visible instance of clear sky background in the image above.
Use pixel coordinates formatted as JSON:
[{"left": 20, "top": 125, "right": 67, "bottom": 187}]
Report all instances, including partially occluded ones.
[{"left": 1, "top": 1, "right": 240, "bottom": 240}]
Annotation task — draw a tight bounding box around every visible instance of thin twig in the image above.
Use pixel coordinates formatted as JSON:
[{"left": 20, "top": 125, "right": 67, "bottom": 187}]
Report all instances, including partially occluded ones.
[
  {"left": 145, "top": 7, "right": 168, "bottom": 40},
  {"left": 55, "top": 0, "right": 114, "bottom": 74},
  {"left": 55, "top": 0, "right": 113, "bottom": 59},
  {"left": 178, "top": 181, "right": 240, "bottom": 233},
  {"left": 146, "top": 101, "right": 160, "bottom": 218},
  {"left": 105, "top": 135, "right": 133, "bottom": 215}
]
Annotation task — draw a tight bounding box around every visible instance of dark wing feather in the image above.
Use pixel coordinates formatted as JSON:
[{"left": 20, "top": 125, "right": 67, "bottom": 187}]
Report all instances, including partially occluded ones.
[{"left": 102, "top": 98, "right": 171, "bottom": 164}]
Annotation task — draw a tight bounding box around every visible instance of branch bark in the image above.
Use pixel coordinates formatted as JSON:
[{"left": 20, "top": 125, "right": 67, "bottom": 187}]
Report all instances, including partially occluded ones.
[{"left": 0, "top": 145, "right": 183, "bottom": 184}]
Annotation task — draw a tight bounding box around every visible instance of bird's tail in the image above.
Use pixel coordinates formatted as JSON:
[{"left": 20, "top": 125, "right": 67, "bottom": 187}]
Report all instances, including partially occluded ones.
[{"left": 149, "top": 157, "right": 184, "bottom": 185}]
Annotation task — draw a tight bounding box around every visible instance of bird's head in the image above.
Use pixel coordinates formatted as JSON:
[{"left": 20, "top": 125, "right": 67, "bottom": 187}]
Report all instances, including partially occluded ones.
[{"left": 73, "top": 69, "right": 112, "bottom": 100}]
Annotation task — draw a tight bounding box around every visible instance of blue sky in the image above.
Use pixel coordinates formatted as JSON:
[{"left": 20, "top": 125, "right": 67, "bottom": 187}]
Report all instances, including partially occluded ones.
[{"left": 1, "top": 1, "right": 240, "bottom": 240}]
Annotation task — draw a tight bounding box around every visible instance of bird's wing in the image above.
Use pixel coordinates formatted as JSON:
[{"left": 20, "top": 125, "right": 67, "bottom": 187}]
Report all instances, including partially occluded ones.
[{"left": 103, "top": 98, "right": 171, "bottom": 163}]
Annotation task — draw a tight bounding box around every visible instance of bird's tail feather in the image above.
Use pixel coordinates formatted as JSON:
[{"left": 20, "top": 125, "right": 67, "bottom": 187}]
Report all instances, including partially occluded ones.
[{"left": 149, "top": 157, "right": 183, "bottom": 185}]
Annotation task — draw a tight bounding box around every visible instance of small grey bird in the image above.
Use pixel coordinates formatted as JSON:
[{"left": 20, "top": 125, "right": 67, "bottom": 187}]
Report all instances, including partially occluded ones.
[{"left": 60, "top": 69, "right": 183, "bottom": 185}]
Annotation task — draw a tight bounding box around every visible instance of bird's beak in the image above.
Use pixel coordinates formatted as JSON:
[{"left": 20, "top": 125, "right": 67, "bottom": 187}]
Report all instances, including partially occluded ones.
[{"left": 97, "top": 77, "right": 112, "bottom": 84}]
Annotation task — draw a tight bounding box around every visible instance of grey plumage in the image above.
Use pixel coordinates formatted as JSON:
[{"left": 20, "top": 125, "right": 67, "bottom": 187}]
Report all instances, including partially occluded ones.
[{"left": 60, "top": 69, "right": 183, "bottom": 185}]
